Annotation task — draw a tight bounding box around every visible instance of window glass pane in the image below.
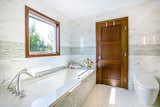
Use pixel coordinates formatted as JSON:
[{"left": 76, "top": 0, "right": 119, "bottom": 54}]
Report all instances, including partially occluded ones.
[{"left": 29, "top": 15, "right": 56, "bottom": 54}]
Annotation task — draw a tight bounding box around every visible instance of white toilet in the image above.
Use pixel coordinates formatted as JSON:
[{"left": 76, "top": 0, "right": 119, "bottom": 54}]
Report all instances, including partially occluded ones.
[{"left": 134, "top": 72, "right": 159, "bottom": 105}]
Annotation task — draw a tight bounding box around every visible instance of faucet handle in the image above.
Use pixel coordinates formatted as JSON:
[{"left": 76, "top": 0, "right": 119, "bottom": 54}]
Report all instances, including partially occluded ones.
[
  {"left": 20, "top": 68, "right": 28, "bottom": 73},
  {"left": 16, "top": 90, "right": 26, "bottom": 98},
  {"left": 8, "top": 87, "right": 15, "bottom": 93}
]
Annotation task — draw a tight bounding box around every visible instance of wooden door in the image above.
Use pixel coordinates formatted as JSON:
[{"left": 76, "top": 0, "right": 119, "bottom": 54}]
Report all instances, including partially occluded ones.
[{"left": 96, "top": 17, "right": 128, "bottom": 89}]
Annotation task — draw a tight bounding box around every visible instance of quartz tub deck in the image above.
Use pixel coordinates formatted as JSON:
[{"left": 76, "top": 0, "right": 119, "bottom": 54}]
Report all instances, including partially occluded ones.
[{"left": 0, "top": 68, "right": 95, "bottom": 107}]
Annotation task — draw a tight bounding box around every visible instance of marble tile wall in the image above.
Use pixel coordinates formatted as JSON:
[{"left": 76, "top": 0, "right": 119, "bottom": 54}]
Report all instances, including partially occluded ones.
[
  {"left": 69, "top": 0, "right": 160, "bottom": 90},
  {"left": 130, "top": 45, "right": 160, "bottom": 56},
  {"left": 1, "top": 0, "right": 160, "bottom": 91},
  {"left": 0, "top": 41, "right": 24, "bottom": 59},
  {"left": 0, "top": 0, "right": 73, "bottom": 83}
]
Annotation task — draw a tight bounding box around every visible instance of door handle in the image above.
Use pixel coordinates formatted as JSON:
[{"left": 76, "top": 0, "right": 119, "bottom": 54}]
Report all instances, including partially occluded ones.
[
  {"left": 124, "top": 52, "right": 127, "bottom": 56},
  {"left": 98, "top": 56, "right": 101, "bottom": 60}
]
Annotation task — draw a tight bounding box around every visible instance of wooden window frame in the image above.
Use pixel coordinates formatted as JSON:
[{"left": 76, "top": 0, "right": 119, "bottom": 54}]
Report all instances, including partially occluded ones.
[{"left": 25, "top": 6, "right": 60, "bottom": 58}]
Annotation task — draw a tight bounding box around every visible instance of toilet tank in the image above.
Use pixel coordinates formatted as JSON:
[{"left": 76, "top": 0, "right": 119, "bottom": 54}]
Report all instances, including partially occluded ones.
[{"left": 133, "top": 71, "right": 159, "bottom": 105}]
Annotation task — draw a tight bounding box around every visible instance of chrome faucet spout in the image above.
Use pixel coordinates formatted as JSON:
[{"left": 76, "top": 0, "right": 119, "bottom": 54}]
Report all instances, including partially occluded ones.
[{"left": 7, "top": 68, "right": 33, "bottom": 97}]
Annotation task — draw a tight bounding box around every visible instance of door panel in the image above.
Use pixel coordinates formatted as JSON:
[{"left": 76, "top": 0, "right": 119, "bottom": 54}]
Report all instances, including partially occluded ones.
[
  {"left": 96, "top": 17, "right": 128, "bottom": 89},
  {"left": 101, "top": 44, "right": 121, "bottom": 60},
  {"left": 101, "top": 25, "right": 121, "bottom": 42},
  {"left": 102, "top": 64, "right": 121, "bottom": 79}
]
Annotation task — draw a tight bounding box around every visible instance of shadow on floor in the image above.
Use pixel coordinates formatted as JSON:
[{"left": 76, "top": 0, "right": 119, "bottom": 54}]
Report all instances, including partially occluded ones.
[
  {"left": 154, "top": 93, "right": 160, "bottom": 107},
  {"left": 154, "top": 77, "right": 160, "bottom": 107}
]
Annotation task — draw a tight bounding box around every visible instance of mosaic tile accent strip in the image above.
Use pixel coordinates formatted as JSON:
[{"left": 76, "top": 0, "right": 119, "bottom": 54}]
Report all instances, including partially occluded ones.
[
  {"left": 61, "top": 47, "right": 71, "bottom": 55},
  {"left": 0, "top": 41, "right": 72, "bottom": 59},
  {"left": 1, "top": 40, "right": 160, "bottom": 57},
  {"left": 71, "top": 47, "right": 96, "bottom": 55},
  {"left": 70, "top": 45, "right": 160, "bottom": 56},
  {"left": 130, "top": 45, "right": 160, "bottom": 56},
  {"left": 0, "top": 41, "right": 25, "bottom": 59}
]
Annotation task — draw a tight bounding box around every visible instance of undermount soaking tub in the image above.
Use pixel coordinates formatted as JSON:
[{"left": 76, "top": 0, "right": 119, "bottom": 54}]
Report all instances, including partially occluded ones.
[{"left": 0, "top": 68, "right": 96, "bottom": 107}]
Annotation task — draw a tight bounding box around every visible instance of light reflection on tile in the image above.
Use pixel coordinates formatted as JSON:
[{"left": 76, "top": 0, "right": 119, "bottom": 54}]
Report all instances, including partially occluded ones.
[{"left": 82, "top": 84, "right": 159, "bottom": 107}]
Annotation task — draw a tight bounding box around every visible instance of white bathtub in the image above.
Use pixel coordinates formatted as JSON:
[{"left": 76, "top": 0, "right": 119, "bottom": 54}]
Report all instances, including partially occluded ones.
[{"left": 0, "top": 68, "right": 95, "bottom": 107}]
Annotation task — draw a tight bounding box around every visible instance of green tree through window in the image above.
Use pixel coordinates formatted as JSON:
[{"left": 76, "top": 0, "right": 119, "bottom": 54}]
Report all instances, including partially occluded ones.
[
  {"left": 25, "top": 6, "right": 60, "bottom": 57},
  {"left": 29, "top": 22, "right": 53, "bottom": 52}
]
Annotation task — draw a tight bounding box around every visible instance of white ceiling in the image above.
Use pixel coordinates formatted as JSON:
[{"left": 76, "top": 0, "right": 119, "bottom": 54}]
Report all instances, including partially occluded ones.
[{"left": 43, "top": 0, "right": 147, "bottom": 19}]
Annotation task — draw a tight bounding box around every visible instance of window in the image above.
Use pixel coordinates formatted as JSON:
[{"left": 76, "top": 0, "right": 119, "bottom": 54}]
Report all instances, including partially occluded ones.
[{"left": 25, "top": 6, "right": 60, "bottom": 57}]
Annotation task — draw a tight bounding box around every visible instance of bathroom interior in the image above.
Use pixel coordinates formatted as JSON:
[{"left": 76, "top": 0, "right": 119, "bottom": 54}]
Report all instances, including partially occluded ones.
[{"left": 0, "top": 0, "right": 160, "bottom": 107}]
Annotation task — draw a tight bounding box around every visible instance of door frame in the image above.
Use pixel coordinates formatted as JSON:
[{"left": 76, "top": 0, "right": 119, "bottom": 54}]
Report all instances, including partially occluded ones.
[{"left": 96, "top": 17, "right": 128, "bottom": 89}]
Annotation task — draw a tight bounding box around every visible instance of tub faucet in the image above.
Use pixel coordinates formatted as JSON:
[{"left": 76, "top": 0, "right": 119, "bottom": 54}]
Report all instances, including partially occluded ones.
[{"left": 8, "top": 68, "right": 33, "bottom": 97}]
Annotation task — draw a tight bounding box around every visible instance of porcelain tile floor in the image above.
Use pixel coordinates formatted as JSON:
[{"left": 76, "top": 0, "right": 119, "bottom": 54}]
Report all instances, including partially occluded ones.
[{"left": 82, "top": 84, "right": 160, "bottom": 107}]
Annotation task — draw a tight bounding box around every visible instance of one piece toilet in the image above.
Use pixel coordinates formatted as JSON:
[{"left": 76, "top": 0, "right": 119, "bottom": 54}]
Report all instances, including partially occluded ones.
[{"left": 134, "top": 72, "right": 159, "bottom": 105}]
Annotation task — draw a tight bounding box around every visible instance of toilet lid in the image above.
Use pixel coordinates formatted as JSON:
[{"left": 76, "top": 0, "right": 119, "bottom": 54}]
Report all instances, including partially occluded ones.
[{"left": 135, "top": 74, "right": 159, "bottom": 90}]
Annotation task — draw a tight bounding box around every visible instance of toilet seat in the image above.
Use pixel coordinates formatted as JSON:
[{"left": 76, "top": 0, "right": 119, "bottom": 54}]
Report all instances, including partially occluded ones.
[{"left": 135, "top": 74, "right": 159, "bottom": 91}]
